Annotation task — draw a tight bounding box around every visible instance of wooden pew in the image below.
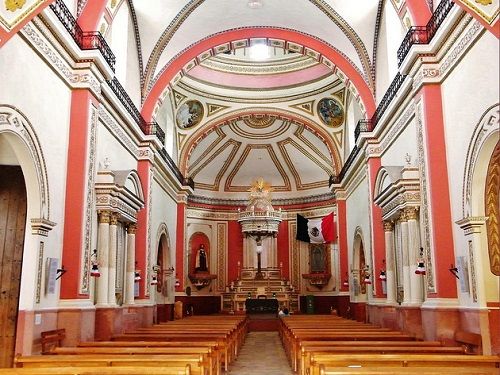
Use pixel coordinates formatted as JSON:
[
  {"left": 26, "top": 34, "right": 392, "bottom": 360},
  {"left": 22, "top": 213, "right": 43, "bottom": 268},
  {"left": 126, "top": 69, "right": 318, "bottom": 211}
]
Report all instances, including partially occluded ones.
[
  {"left": 51, "top": 347, "right": 218, "bottom": 375},
  {"left": 300, "top": 345, "right": 466, "bottom": 375},
  {"left": 317, "top": 365, "right": 500, "bottom": 375},
  {"left": 0, "top": 366, "right": 191, "bottom": 375},
  {"left": 14, "top": 354, "right": 207, "bottom": 375},
  {"left": 41, "top": 329, "right": 66, "bottom": 355},
  {"left": 308, "top": 354, "right": 500, "bottom": 375}
]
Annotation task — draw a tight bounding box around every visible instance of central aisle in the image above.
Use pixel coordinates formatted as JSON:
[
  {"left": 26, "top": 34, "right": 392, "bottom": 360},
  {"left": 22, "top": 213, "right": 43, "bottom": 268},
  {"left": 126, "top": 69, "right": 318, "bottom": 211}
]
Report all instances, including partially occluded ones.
[{"left": 228, "top": 331, "right": 293, "bottom": 374}]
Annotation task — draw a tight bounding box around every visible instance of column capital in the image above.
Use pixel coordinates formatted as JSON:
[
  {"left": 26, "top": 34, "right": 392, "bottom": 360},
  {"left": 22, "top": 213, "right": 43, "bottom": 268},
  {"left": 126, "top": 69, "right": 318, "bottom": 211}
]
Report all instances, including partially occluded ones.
[
  {"left": 98, "top": 210, "right": 111, "bottom": 224},
  {"left": 404, "top": 207, "right": 419, "bottom": 220},
  {"left": 126, "top": 222, "right": 138, "bottom": 234},
  {"left": 398, "top": 211, "right": 408, "bottom": 223},
  {"left": 110, "top": 212, "right": 119, "bottom": 226},
  {"left": 383, "top": 221, "right": 394, "bottom": 232}
]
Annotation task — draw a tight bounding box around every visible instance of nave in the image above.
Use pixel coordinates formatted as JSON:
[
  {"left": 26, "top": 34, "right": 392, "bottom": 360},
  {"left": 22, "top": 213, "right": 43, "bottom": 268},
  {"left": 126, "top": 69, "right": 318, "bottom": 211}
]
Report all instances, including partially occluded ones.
[{"left": 1, "top": 314, "right": 499, "bottom": 374}]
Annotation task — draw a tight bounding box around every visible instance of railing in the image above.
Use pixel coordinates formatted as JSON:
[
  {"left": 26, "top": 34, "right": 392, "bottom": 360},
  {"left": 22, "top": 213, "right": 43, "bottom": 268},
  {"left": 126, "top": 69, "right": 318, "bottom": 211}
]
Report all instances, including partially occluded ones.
[
  {"left": 158, "top": 148, "right": 194, "bottom": 189},
  {"left": 329, "top": 145, "right": 361, "bottom": 185},
  {"left": 354, "top": 119, "right": 374, "bottom": 142},
  {"left": 397, "top": 0, "right": 455, "bottom": 66},
  {"left": 372, "top": 72, "right": 406, "bottom": 127},
  {"left": 107, "top": 77, "right": 165, "bottom": 144},
  {"left": 49, "top": 0, "right": 116, "bottom": 71}
]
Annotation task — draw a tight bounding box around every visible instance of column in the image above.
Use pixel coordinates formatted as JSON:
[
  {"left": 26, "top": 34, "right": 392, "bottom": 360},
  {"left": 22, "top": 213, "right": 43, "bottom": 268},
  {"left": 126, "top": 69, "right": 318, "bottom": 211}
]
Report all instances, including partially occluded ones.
[
  {"left": 124, "top": 223, "right": 137, "bottom": 305},
  {"left": 399, "top": 211, "right": 411, "bottom": 305},
  {"left": 406, "top": 207, "right": 423, "bottom": 304},
  {"left": 384, "top": 221, "right": 396, "bottom": 304},
  {"left": 107, "top": 212, "right": 118, "bottom": 306},
  {"left": 96, "top": 210, "right": 110, "bottom": 306}
]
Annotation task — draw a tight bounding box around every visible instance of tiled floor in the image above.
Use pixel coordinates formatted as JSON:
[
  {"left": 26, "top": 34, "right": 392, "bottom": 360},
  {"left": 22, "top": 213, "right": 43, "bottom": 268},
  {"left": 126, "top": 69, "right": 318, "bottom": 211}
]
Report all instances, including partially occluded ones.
[{"left": 227, "top": 331, "right": 293, "bottom": 375}]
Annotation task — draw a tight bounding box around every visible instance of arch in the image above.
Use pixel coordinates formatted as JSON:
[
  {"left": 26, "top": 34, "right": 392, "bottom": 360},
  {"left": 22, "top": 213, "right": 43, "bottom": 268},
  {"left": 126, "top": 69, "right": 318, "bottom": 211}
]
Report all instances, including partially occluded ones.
[
  {"left": 178, "top": 107, "right": 343, "bottom": 176},
  {"left": 188, "top": 232, "right": 210, "bottom": 275},
  {"left": 156, "top": 222, "right": 172, "bottom": 269},
  {"left": 373, "top": 166, "right": 404, "bottom": 198},
  {"left": 405, "top": 0, "right": 432, "bottom": 25},
  {"left": 462, "top": 104, "right": 499, "bottom": 217},
  {"left": 77, "top": 0, "right": 107, "bottom": 31},
  {"left": 352, "top": 227, "right": 368, "bottom": 300},
  {"left": 141, "top": 28, "right": 377, "bottom": 121},
  {"left": 0, "top": 105, "right": 51, "bottom": 222}
]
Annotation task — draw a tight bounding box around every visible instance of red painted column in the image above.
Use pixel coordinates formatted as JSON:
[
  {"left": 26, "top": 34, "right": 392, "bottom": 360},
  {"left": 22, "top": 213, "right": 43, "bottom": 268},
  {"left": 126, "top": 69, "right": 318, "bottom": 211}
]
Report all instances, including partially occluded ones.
[
  {"left": 367, "top": 157, "right": 386, "bottom": 298},
  {"left": 277, "top": 220, "right": 290, "bottom": 279},
  {"left": 227, "top": 220, "right": 243, "bottom": 282},
  {"left": 405, "top": 0, "right": 432, "bottom": 25},
  {"left": 336, "top": 198, "right": 349, "bottom": 292},
  {"left": 175, "top": 200, "right": 186, "bottom": 291},
  {"left": 421, "top": 84, "right": 457, "bottom": 298},
  {"left": 77, "top": 0, "right": 107, "bottom": 31},
  {"left": 135, "top": 160, "right": 151, "bottom": 299},
  {"left": 60, "top": 90, "right": 97, "bottom": 299}
]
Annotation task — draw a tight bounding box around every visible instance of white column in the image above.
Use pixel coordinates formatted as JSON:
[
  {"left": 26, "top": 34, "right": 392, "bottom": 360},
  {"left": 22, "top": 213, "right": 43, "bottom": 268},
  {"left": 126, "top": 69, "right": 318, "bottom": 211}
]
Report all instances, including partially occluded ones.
[
  {"left": 400, "top": 211, "right": 411, "bottom": 305},
  {"left": 107, "top": 213, "right": 118, "bottom": 306},
  {"left": 406, "top": 207, "right": 423, "bottom": 304},
  {"left": 124, "top": 223, "right": 137, "bottom": 305},
  {"left": 384, "top": 221, "right": 396, "bottom": 305},
  {"left": 96, "top": 210, "right": 110, "bottom": 306}
]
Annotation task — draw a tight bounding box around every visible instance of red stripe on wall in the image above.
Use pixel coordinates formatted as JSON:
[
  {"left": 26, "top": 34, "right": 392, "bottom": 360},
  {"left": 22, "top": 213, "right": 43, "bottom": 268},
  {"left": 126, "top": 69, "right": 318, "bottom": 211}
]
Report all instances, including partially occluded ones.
[
  {"left": 60, "top": 90, "right": 94, "bottom": 299},
  {"left": 277, "top": 220, "right": 290, "bottom": 279},
  {"left": 368, "top": 157, "right": 386, "bottom": 298},
  {"left": 175, "top": 203, "right": 186, "bottom": 291},
  {"left": 421, "top": 84, "right": 457, "bottom": 298},
  {"left": 227, "top": 221, "right": 243, "bottom": 282},
  {"left": 136, "top": 160, "right": 150, "bottom": 299},
  {"left": 336, "top": 200, "right": 349, "bottom": 292},
  {"left": 77, "top": 0, "right": 107, "bottom": 31}
]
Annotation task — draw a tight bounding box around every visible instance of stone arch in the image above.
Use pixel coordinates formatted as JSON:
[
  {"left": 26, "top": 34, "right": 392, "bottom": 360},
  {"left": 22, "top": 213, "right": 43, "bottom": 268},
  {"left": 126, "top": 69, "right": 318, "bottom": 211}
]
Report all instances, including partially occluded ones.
[
  {"left": 460, "top": 103, "right": 499, "bottom": 305},
  {"left": 352, "top": 227, "right": 368, "bottom": 300},
  {"left": 0, "top": 105, "right": 51, "bottom": 223}
]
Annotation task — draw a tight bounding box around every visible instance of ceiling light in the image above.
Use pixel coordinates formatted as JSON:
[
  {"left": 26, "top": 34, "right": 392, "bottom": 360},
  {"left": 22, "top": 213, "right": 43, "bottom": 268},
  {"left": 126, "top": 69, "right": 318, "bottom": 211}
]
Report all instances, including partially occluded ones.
[
  {"left": 248, "top": 0, "right": 263, "bottom": 9},
  {"left": 249, "top": 43, "right": 270, "bottom": 60}
]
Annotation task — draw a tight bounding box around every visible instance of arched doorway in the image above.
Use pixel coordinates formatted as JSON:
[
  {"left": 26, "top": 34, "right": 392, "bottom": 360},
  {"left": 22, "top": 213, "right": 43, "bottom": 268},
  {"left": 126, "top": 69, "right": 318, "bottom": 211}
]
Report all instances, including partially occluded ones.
[
  {"left": 155, "top": 228, "right": 173, "bottom": 322},
  {"left": 350, "top": 229, "right": 369, "bottom": 322},
  {"left": 0, "top": 165, "right": 27, "bottom": 367}
]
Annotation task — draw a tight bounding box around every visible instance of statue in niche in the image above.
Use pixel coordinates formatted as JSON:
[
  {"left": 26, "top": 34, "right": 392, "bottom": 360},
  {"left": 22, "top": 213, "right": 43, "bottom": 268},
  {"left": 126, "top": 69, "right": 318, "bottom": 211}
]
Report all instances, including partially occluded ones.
[
  {"left": 310, "top": 244, "right": 326, "bottom": 273},
  {"left": 195, "top": 244, "right": 208, "bottom": 272}
]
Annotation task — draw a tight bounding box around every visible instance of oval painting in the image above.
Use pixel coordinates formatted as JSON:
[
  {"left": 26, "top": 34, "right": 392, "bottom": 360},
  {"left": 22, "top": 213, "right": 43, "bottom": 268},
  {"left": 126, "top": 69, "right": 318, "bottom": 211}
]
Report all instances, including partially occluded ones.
[
  {"left": 317, "top": 97, "right": 344, "bottom": 127},
  {"left": 176, "top": 100, "right": 204, "bottom": 129}
]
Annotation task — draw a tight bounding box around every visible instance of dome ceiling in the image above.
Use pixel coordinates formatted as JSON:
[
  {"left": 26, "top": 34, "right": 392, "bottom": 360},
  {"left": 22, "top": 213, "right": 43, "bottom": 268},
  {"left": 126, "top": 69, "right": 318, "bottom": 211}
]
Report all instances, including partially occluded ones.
[{"left": 124, "top": 0, "right": 383, "bottom": 201}]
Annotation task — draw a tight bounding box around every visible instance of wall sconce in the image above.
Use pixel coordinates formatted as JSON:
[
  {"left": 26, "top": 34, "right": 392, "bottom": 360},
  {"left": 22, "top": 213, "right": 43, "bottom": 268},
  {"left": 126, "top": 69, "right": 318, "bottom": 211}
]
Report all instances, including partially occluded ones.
[
  {"left": 415, "top": 247, "right": 426, "bottom": 275},
  {"left": 449, "top": 265, "right": 460, "bottom": 279},
  {"left": 342, "top": 272, "right": 349, "bottom": 287},
  {"left": 56, "top": 266, "right": 67, "bottom": 280},
  {"left": 150, "top": 275, "right": 158, "bottom": 285},
  {"left": 90, "top": 249, "right": 100, "bottom": 277},
  {"left": 379, "top": 259, "right": 386, "bottom": 280}
]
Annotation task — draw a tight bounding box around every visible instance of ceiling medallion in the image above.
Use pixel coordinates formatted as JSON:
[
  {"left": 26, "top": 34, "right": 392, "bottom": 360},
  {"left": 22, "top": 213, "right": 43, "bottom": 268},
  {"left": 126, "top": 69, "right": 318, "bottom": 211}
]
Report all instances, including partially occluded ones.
[
  {"left": 176, "top": 100, "right": 204, "bottom": 129},
  {"left": 317, "top": 97, "right": 344, "bottom": 128},
  {"left": 247, "top": 0, "right": 263, "bottom": 9},
  {"left": 243, "top": 114, "right": 275, "bottom": 129}
]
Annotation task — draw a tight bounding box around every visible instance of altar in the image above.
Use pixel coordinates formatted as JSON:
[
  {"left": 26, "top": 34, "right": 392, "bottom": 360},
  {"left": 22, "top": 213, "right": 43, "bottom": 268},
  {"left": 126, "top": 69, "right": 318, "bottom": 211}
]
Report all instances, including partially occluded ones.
[{"left": 245, "top": 298, "right": 279, "bottom": 314}]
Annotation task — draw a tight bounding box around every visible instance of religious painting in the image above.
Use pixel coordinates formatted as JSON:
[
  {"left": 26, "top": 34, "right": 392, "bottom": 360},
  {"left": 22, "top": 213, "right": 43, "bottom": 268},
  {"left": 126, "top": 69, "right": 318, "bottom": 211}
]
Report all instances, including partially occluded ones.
[
  {"left": 309, "top": 243, "right": 328, "bottom": 273},
  {"left": 176, "top": 100, "right": 204, "bottom": 129},
  {"left": 317, "top": 97, "right": 344, "bottom": 127}
]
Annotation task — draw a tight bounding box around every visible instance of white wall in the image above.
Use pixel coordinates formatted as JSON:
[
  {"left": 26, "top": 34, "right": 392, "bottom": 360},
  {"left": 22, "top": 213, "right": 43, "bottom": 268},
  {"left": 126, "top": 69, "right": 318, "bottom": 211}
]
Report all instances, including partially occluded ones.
[
  {"left": 441, "top": 31, "right": 499, "bottom": 306},
  {"left": 0, "top": 34, "right": 72, "bottom": 310},
  {"left": 381, "top": 118, "right": 417, "bottom": 166}
]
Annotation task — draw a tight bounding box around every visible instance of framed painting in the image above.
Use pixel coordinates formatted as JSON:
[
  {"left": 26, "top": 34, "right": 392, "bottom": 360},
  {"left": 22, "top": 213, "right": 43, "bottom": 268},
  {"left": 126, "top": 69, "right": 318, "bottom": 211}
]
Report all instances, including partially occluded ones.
[
  {"left": 176, "top": 100, "right": 204, "bottom": 129},
  {"left": 317, "top": 97, "right": 344, "bottom": 127}
]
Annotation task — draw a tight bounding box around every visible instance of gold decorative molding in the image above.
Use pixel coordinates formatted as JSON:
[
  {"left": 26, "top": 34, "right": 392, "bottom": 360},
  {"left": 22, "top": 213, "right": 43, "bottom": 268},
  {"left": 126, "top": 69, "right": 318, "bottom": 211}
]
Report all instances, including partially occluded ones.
[
  {"left": 485, "top": 139, "right": 500, "bottom": 275},
  {"left": 110, "top": 212, "right": 119, "bottom": 225},
  {"left": 206, "top": 102, "right": 229, "bottom": 117},
  {"left": 404, "top": 207, "right": 418, "bottom": 220},
  {"left": 98, "top": 210, "right": 111, "bottom": 224},
  {"left": 127, "top": 223, "right": 137, "bottom": 234},
  {"left": 290, "top": 100, "right": 315, "bottom": 116},
  {"left": 383, "top": 221, "right": 394, "bottom": 232}
]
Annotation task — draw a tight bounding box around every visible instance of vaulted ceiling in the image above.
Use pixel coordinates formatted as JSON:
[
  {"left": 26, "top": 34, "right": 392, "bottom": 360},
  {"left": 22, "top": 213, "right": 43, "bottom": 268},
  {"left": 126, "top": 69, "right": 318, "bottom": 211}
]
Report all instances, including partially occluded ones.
[{"left": 105, "top": 0, "right": 402, "bottom": 201}]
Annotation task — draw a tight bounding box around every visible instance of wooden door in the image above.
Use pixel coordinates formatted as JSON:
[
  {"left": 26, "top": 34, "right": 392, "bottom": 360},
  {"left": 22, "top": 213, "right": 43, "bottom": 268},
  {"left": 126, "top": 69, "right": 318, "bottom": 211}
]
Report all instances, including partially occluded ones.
[{"left": 0, "top": 166, "right": 27, "bottom": 367}]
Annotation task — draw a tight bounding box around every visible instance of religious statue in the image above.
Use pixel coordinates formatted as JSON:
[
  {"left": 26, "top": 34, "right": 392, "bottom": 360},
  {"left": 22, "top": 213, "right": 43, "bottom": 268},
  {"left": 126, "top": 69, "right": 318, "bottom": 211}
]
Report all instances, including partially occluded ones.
[{"left": 195, "top": 244, "right": 208, "bottom": 272}]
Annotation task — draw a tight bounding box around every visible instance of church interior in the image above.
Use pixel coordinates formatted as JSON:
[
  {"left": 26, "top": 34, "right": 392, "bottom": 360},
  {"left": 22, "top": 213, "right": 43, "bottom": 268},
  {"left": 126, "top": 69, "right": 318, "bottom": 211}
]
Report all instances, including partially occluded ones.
[{"left": 0, "top": 0, "right": 499, "bottom": 373}]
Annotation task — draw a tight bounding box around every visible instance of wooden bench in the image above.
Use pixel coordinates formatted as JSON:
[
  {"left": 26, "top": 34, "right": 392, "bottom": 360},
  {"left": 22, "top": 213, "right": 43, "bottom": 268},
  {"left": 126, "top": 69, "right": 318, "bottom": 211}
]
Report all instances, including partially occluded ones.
[
  {"left": 308, "top": 354, "right": 500, "bottom": 375},
  {"left": 41, "top": 329, "right": 65, "bottom": 355},
  {"left": 455, "top": 330, "right": 483, "bottom": 354},
  {"left": 51, "top": 346, "right": 218, "bottom": 375},
  {"left": 300, "top": 345, "right": 466, "bottom": 375},
  {"left": 15, "top": 354, "right": 207, "bottom": 375},
  {"left": 0, "top": 366, "right": 191, "bottom": 374},
  {"left": 317, "top": 365, "right": 500, "bottom": 375}
]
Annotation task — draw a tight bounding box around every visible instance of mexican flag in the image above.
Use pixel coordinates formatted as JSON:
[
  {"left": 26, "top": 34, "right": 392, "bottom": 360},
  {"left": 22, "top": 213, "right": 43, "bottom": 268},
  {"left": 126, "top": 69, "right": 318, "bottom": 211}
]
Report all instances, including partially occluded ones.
[{"left": 296, "top": 212, "right": 336, "bottom": 243}]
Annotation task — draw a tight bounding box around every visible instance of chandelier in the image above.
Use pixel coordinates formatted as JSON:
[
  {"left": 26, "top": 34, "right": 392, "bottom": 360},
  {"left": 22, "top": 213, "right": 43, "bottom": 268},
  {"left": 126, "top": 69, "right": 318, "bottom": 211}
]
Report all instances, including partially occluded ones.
[{"left": 238, "top": 177, "right": 282, "bottom": 238}]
